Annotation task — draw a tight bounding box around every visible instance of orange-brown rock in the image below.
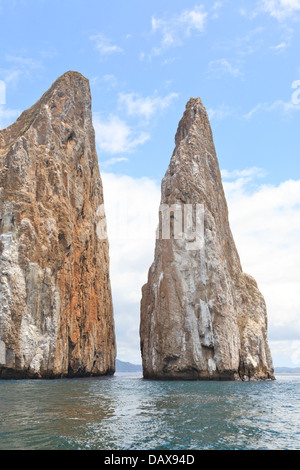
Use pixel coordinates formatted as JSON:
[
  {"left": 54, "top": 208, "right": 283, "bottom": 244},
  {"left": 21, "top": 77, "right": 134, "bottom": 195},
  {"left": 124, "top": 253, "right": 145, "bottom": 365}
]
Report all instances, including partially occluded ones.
[
  {"left": 140, "top": 98, "right": 274, "bottom": 381},
  {"left": 0, "top": 71, "right": 116, "bottom": 378}
]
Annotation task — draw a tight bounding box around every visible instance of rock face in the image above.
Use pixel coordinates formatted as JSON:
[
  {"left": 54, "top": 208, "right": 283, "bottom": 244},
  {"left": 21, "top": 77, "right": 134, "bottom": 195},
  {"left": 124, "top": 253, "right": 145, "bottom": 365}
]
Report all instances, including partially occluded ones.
[
  {"left": 0, "top": 71, "right": 116, "bottom": 378},
  {"left": 140, "top": 98, "right": 274, "bottom": 381}
]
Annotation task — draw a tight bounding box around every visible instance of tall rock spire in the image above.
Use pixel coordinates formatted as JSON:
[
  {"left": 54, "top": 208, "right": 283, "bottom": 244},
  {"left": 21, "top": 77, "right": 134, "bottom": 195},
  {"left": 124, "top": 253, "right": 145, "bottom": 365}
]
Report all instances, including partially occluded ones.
[
  {"left": 0, "top": 71, "right": 116, "bottom": 378},
  {"left": 140, "top": 97, "right": 274, "bottom": 381}
]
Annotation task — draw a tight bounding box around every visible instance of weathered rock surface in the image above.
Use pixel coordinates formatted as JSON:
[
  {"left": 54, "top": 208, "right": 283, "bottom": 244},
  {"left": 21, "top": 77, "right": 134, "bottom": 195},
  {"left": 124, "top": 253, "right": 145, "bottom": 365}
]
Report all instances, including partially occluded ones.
[
  {"left": 0, "top": 71, "right": 116, "bottom": 378},
  {"left": 140, "top": 98, "right": 274, "bottom": 381}
]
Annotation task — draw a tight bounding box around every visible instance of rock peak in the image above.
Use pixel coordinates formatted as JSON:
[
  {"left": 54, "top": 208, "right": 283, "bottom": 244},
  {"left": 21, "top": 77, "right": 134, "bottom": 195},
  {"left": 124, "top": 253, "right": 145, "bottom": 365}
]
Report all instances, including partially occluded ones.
[
  {"left": 0, "top": 71, "right": 92, "bottom": 157},
  {"left": 0, "top": 73, "right": 116, "bottom": 379},
  {"left": 140, "top": 97, "right": 274, "bottom": 382},
  {"left": 44, "top": 70, "right": 90, "bottom": 97},
  {"left": 174, "top": 96, "right": 210, "bottom": 148},
  {"left": 186, "top": 96, "right": 204, "bottom": 108}
]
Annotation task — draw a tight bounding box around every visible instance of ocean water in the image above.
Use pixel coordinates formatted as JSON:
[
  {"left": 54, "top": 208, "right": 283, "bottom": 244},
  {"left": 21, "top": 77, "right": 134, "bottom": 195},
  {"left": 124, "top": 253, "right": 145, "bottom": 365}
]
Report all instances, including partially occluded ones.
[{"left": 0, "top": 373, "right": 299, "bottom": 450}]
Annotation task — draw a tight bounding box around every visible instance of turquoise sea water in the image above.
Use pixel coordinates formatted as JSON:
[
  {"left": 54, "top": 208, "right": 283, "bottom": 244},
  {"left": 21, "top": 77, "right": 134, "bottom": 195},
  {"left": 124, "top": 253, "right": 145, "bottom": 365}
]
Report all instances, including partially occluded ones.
[{"left": 0, "top": 373, "right": 299, "bottom": 450}]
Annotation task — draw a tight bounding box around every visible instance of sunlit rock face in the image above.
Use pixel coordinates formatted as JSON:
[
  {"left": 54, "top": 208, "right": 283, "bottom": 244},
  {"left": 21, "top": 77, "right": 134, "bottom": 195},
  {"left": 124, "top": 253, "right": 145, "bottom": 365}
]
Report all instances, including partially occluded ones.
[
  {"left": 0, "top": 71, "right": 116, "bottom": 378},
  {"left": 140, "top": 98, "right": 274, "bottom": 381}
]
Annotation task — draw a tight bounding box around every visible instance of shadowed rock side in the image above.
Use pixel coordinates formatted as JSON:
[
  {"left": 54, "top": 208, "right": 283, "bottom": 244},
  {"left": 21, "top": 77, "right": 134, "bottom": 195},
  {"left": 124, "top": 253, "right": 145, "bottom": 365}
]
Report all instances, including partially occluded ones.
[
  {"left": 0, "top": 71, "right": 116, "bottom": 378},
  {"left": 140, "top": 98, "right": 274, "bottom": 381}
]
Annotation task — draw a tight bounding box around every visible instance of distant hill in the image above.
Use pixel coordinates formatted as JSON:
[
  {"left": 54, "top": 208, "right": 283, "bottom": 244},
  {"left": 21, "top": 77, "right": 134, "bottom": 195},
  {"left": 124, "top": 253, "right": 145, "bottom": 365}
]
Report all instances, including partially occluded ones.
[
  {"left": 115, "top": 359, "right": 143, "bottom": 373},
  {"left": 275, "top": 367, "right": 300, "bottom": 374}
]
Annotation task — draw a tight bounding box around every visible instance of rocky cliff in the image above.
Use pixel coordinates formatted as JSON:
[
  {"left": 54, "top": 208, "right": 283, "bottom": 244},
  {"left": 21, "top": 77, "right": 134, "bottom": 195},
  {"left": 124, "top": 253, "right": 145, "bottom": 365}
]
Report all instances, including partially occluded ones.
[
  {"left": 0, "top": 71, "right": 116, "bottom": 378},
  {"left": 140, "top": 98, "right": 274, "bottom": 381}
]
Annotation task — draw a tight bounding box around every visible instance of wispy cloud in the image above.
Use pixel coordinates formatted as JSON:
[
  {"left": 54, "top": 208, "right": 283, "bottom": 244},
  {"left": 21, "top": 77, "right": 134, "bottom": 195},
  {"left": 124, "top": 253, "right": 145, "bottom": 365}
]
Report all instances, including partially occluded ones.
[
  {"left": 40, "top": 46, "right": 58, "bottom": 59},
  {"left": 101, "top": 157, "right": 128, "bottom": 168},
  {"left": 208, "top": 58, "right": 242, "bottom": 78},
  {"left": 90, "top": 74, "right": 121, "bottom": 90},
  {"left": 221, "top": 167, "right": 267, "bottom": 180},
  {"left": 270, "top": 41, "right": 288, "bottom": 51},
  {"left": 93, "top": 114, "right": 149, "bottom": 155},
  {"left": 213, "top": 27, "right": 265, "bottom": 58},
  {"left": 244, "top": 99, "right": 300, "bottom": 118},
  {"left": 94, "top": 89, "right": 178, "bottom": 157},
  {"left": 271, "top": 340, "right": 300, "bottom": 366},
  {"left": 90, "top": 34, "right": 123, "bottom": 55},
  {"left": 102, "top": 74, "right": 119, "bottom": 88},
  {"left": 240, "top": 0, "right": 300, "bottom": 21},
  {"left": 260, "top": 0, "right": 300, "bottom": 21},
  {"left": 0, "top": 105, "right": 21, "bottom": 129},
  {"left": 151, "top": 5, "right": 208, "bottom": 55},
  {"left": 0, "top": 54, "right": 43, "bottom": 88},
  {"left": 207, "top": 105, "right": 235, "bottom": 120},
  {"left": 211, "top": 1, "right": 223, "bottom": 19},
  {"left": 118, "top": 92, "right": 178, "bottom": 120},
  {"left": 5, "top": 54, "right": 42, "bottom": 69}
]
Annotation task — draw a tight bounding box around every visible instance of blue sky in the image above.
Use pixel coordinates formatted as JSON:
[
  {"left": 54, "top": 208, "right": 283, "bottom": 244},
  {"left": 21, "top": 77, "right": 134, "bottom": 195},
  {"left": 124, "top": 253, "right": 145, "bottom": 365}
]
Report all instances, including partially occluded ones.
[{"left": 1, "top": 0, "right": 300, "bottom": 366}]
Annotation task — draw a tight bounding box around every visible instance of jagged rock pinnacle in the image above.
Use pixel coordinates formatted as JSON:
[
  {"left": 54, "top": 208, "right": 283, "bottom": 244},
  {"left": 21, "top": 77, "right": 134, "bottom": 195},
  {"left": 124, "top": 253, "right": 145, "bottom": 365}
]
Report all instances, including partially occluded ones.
[
  {"left": 140, "top": 97, "right": 274, "bottom": 381},
  {"left": 0, "top": 72, "right": 116, "bottom": 378}
]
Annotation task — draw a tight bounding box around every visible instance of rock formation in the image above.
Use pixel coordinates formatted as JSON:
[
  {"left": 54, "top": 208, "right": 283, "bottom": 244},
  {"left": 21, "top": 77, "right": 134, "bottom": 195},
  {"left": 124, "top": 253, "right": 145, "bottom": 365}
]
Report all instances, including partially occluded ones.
[
  {"left": 140, "top": 98, "right": 274, "bottom": 381},
  {"left": 0, "top": 71, "right": 116, "bottom": 378}
]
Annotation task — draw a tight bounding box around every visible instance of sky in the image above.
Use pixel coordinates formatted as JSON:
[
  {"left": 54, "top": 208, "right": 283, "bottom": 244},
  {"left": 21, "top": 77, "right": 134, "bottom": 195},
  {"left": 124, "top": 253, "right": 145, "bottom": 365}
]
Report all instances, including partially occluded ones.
[{"left": 0, "top": 0, "right": 300, "bottom": 367}]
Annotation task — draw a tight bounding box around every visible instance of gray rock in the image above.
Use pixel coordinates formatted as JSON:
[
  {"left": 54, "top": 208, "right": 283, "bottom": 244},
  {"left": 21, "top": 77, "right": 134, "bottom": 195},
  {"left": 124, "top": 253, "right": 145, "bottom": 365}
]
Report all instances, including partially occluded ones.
[{"left": 140, "top": 98, "right": 274, "bottom": 381}]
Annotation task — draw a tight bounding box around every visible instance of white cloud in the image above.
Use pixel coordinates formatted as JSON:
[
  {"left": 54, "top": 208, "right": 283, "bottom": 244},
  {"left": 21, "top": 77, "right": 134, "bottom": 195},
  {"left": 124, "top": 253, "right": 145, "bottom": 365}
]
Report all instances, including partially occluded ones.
[
  {"left": 5, "top": 54, "right": 42, "bottom": 69},
  {"left": 270, "top": 41, "right": 288, "bottom": 51},
  {"left": 151, "top": 5, "right": 207, "bottom": 55},
  {"left": 207, "top": 105, "right": 235, "bottom": 120},
  {"left": 90, "top": 74, "right": 121, "bottom": 90},
  {"left": 0, "top": 69, "right": 23, "bottom": 87},
  {"left": 208, "top": 58, "right": 242, "bottom": 78},
  {"left": 0, "top": 105, "right": 21, "bottom": 129},
  {"left": 178, "top": 5, "right": 208, "bottom": 32},
  {"left": 221, "top": 167, "right": 267, "bottom": 180},
  {"left": 212, "top": 1, "right": 223, "bottom": 16},
  {"left": 93, "top": 114, "right": 149, "bottom": 155},
  {"left": 212, "top": 27, "right": 265, "bottom": 58},
  {"left": 244, "top": 99, "right": 300, "bottom": 118},
  {"left": 100, "top": 168, "right": 300, "bottom": 366},
  {"left": 223, "top": 172, "right": 300, "bottom": 366},
  {"left": 271, "top": 341, "right": 300, "bottom": 367},
  {"left": 90, "top": 34, "right": 123, "bottom": 55},
  {"left": 118, "top": 92, "right": 178, "bottom": 120},
  {"left": 101, "top": 157, "right": 128, "bottom": 168},
  {"left": 260, "top": 0, "right": 300, "bottom": 21},
  {"left": 102, "top": 74, "right": 119, "bottom": 89},
  {"left": 93, "top": 90, "right": 178, "bottom": 159},
  {"left": 101, "top": 172, "right": 161, "bottom": 363},
  {"left": 40, "top": 47, "right": 58, "bottom": 59},
  {"left": 0, "top": 54, "right": 43, "bottom": 89}
]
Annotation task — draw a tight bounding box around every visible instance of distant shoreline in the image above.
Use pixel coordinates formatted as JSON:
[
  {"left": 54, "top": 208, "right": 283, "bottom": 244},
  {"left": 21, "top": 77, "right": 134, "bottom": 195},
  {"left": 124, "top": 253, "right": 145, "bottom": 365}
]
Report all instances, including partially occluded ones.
[
  {"left": 115, "top": 361, "right": 300, "bottom": 375},
  {"left": 274, "top": 367, "right": 300, "bottom": 375}
]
